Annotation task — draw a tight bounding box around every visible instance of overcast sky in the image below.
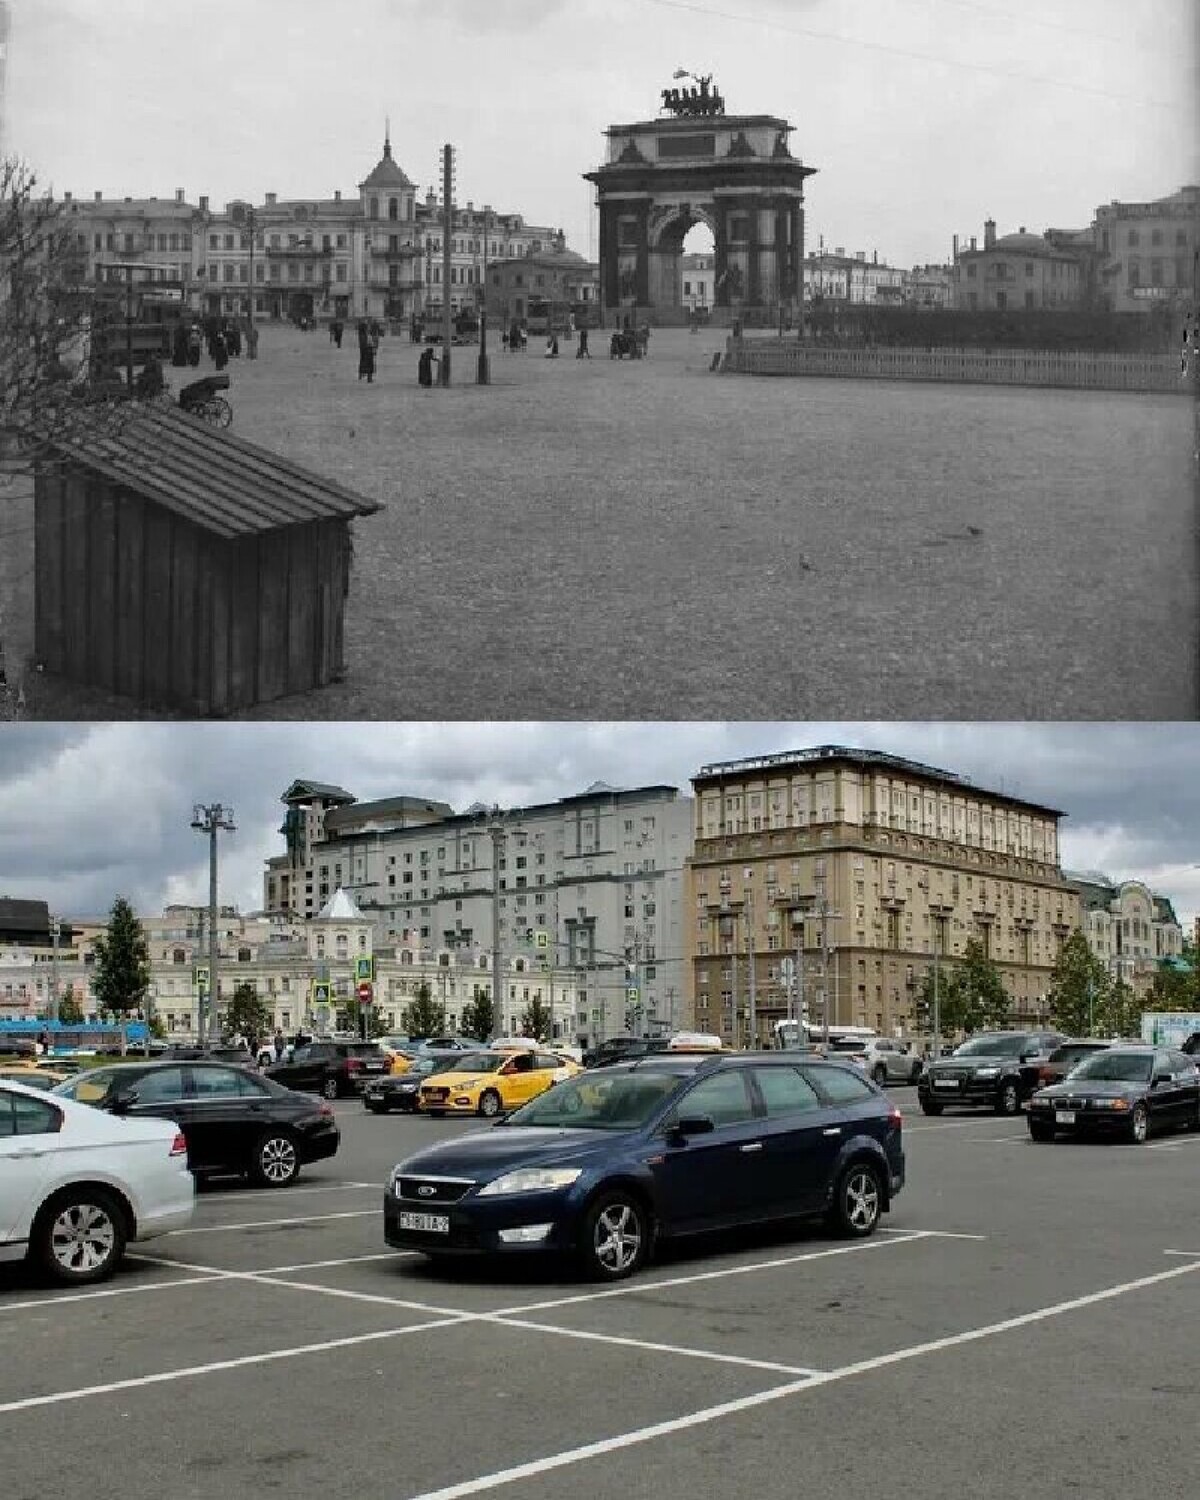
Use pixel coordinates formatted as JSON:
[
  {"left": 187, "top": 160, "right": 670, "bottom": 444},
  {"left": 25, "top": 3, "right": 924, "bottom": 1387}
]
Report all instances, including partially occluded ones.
[
  {"left": 7, "top": 0, "right": 1197, "bottom": 269},
  {"left": 0, "top": 723, "right": 1196, "bottom": 929}
]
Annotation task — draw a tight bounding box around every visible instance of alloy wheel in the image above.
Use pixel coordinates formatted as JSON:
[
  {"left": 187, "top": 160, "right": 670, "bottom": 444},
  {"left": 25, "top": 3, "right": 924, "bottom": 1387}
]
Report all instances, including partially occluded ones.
[
  {"left": 260, "top": 1135, "right": 298, "bottom": 1185},
  {"left": 593, "top": 1201, "right": 643, "bottom": 1275},
  {"left": 1131, "top": 1104, "right": 1149, "bottom": 1143},
  {"left": 843, "top": 1168, "right": 881, "bottom": 1233},
  {"left": 479, "top": 1090, "right": 501, "bottom": 1117},
  {"left": 50, "top": 1203, "right": 117, "bottom": 1276}
]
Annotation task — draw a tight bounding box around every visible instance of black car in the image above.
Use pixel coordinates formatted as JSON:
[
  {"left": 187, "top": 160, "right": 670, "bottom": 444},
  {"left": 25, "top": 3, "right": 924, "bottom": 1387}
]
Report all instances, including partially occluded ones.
[
  {"left": 917, "top": 1030, "right": 1064, "bottom": 1116},
  {"left": 583, "top": 1037, "right": 669, "bottom": 1069},
  {"left": 1027, "top": 1045, "right": 1200, "bottom": 1144},
  {"left": 1018, "top": 1038, "right": 1112, "bottom": 1096},
  {"left": 265, "top": 1040, "right": 391, "bottom": 1099},
  {"left": 51, "top": 1059, "right": 340, "bottom": 1185},
  {"left": 364, "top": 1052, "right": 461, "bottom": 1114},
  {"left": 384, "top": 1052, "right": 905, "bottom": 1281},
  {"left": 1181, "top": 1032, "right": 1200, "bottom": 1057}
]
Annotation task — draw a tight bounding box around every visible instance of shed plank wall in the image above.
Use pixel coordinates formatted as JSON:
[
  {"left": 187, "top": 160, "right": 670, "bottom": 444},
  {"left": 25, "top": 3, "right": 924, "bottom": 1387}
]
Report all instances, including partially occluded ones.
[
  {"left": 256, "top": 530, "right": 290, "bottom": 703},
  {"left": 141, "top": 504, "right": 174, "bottom": 706},
  {"left": 287, "top": 523, "right": 318, "bottom": 694},
  {"left": 88, "top": 483, "right": 118, "bottom": 693},
  {"left": 169, "top": 519, "right": 200, "bottom": 711},
  {"left": 115, "top": 494, "right": 147, "bottom": 702},
  {"left": 229, "top": 537, "right": 261, "bottom": 708},
  {"left": 62, "top": 474, "right": 91, "bottom": 684},
  {"left": 34, "top": 469, "right": 65, "bottom": 671}
]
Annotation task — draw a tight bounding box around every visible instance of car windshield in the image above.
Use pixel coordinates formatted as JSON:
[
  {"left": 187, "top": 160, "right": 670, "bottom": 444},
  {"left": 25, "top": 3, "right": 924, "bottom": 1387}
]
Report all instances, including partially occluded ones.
[
  {"left": 448, "top": 1052, "right": 506, "bottom": 1074},
  {"left": 414, "top": 1056, "right": 455, "bottom": 1076},
  {"left": 1066, "top": 1051, "right": 1153, "bottom": 1082},
  {"left": 1052, "top": 1044, "right": 1105, "bottom": 1065},
  {"left": 953, "top": 1035, "right": 1027, "bottom": 1057},
  {"left": 50, "top": 1068, "right": 120, "bottom": 1102},
  {"left": 505, "top": 1070, "right": 681, "bottom": 1130}
]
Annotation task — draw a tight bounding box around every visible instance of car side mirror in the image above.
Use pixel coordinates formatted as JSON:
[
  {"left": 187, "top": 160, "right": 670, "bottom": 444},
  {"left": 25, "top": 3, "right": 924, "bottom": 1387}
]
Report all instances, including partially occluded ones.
[
  {"left": 669, "top": 1114, "right": 715, "bottom": 1140},
  {"left": 1152, "top": 1074, "right": 1170, "bottom": 1087},
  {"left": 110, "top": 1088, "right": 139, "bottom": 1113}
]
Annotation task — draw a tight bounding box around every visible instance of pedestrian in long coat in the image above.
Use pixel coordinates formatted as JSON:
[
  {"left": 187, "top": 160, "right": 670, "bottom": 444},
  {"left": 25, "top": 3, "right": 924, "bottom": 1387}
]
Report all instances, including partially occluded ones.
[
  {"left": 357, "top": 321, "right": 375, "bottom": 382},
  {"left": 418, "top": 345, "right": 435, "bottom": 387}
]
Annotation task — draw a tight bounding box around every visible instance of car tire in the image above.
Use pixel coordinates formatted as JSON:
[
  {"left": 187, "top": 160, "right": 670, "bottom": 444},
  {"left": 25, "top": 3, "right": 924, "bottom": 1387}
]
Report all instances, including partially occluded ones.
[
  {"left": 919, "top": 1098, "right": 943, "bottom": 1116},
  {"left": 33, "top": 1187, "right": 128, "bottom": 1285},
  {"left": 1127, "top": 1102, "right": 1149, "bottom": 1144},
  {"left": 995, "top": 1080, "right": 1022, "bottom": 1116},
  {"left": 826, "top": 1160, "right": 884, "bottom": 1238},
  {"left": 910, "top": 1063, "right": 923, "bottom": 1084},
  {"left": 872, "top": 1064, "right": 888, "bottom": 1087},
  {"left": 251, "top": 1130, "right": 301, "bottom": 1188},
  {"left": 321, "top": 1077, "right": 339, "bottom": 1101},
  {"left": 580, "top": 1190, "right": 650, "bottom": 1281},
  {"left": 478, "top": 1089, "right": 502, "bottom": 1118},
  {"left": 1028, "top": 1120, "right": 1055, "bottom": 1142}
]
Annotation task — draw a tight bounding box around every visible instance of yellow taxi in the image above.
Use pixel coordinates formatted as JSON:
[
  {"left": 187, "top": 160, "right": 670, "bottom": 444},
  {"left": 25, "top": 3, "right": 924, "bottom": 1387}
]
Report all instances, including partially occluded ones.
[
  {"left": 0, "top": 1061, "right": 71, "bottom": 1091},
  {"left": 417, "top": 1047, "right": 565, "bottom": 1118}
]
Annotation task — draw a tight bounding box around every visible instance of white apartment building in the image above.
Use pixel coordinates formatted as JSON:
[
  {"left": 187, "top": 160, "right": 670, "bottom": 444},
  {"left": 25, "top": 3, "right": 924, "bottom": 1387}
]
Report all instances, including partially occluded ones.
[
  {"left": 1067, "top": 872, "right": 1184, "bottom": 995},
  {"left": 0, "top": 896, "right": 579, "bottom": 1043},
  {"left": 264, "top": 778, "right": 695, "bottom": 1043}
]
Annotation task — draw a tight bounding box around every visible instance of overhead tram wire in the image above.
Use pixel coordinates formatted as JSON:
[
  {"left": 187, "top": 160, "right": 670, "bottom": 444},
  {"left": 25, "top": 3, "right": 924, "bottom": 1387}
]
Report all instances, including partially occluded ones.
[{"left": 634, "top": 0, "right": 1180, "bottom": 111}]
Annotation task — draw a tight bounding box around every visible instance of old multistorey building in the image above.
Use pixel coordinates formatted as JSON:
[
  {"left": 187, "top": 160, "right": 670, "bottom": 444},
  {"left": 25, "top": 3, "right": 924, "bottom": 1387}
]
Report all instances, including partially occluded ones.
[
  {"left": 1068, "top": 872, "right": 1184, "bottom": 995},
  {"left": 684, "top": 747, "right": 1079, "bottom": 1045}
]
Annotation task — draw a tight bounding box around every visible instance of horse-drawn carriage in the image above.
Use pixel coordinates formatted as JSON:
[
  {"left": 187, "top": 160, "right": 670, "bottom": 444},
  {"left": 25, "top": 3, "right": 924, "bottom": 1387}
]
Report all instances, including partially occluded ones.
[
  {"left": 178, "top": 374, "right": 232, "bottom": 428},
  {"left": 609, "top": 326, "right": 650, "bottom": 360}
]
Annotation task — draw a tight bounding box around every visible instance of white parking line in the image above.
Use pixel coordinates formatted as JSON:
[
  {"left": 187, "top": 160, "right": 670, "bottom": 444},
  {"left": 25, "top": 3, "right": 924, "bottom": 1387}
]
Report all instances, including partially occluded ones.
[
  {"left": 961, "top": 1135, "right": 1030, "bottom": 1144},
  {"left": 165, "top": 1209, "right": 377, "bottom": 1236},
  {"left": 130, "top": 1248, "right": 413, "bottom": 1276},
  {"left": 402, "top": 1258, "right": 1200, "bottom": 1500},
  {"left": 904, "top": 1118, "right": 1019, "bottom": 1133},
  {"left": 0, "top": 1272, "right": 228, "bottom": 1314},
  {"left": 200, "top": 1181, "right": 379, "bottom": 1202},
  {"left": 486, "top": 1315, "right": 824, "bottom": 1378},
  {"left": 0, "top": 1314, "right": 472, "bottom": 1415},
  {"left": 1145, "top": 1135, "right": 1200, "bottom": 1151},
  {"left": 878, "top": 1227, "right": 987, "bottom": 1241},
  {"left": 1163, "top": 1249, "right": 1200, "bottom": 1257},
  {"left": 491, "top": 1231, "right": 933, "bottom": 1318}
]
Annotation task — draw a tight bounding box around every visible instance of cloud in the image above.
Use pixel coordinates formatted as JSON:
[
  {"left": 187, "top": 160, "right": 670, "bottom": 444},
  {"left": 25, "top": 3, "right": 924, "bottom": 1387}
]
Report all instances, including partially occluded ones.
[{"left": 0, "top": 723, "right": 1197, "bottom": 929}]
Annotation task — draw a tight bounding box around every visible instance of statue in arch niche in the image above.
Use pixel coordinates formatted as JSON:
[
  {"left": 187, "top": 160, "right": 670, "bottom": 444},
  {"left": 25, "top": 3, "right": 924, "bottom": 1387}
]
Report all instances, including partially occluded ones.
[{"left": 660, "top": 74, "right": 725, "bottom": 117}]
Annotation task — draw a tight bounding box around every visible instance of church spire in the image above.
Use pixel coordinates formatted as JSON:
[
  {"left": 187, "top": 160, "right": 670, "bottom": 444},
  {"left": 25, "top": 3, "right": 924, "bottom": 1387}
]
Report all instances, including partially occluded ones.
[{"left": 384, "top": 116, "right": 392, "bottom": 160}]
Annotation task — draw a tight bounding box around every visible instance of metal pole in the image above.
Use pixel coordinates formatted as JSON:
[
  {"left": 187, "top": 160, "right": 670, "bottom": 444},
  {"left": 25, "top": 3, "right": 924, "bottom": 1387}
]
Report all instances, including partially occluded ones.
[
  {"left": 490, "top": 819, "right": 504, "bottom": 1040},
  {"left": 247, "top": 205, "right": 257, "bottom": 359},
  {"left": 50, "top": 917, "right": 60, "bottom": 1026},
  {"left": 729, "top": 907, "right": 739, "bottom": 1049},
  {"left": 208, "top": 819, "right": 219, "bottom": 1046},
  {"left": 746, "top": 889, "right": 757, "bottom": 1048},
  {"left": 933, "top": 922, "right": 942, "bottom": 1060},
  {"left": 125, "top": 264, "right": 134, "bottom": 390},
  {"left": 796, "top": 926, "right": 805, "bottom": 1046},
  {"left": 821, "top": 904, "right": 831, "bottom": 1049},
  {"left": 477, "top": 308, "right": 489, "bottom": 384},
  {"left": 441, "top": 145, "right": 453, "bottom": 386}
]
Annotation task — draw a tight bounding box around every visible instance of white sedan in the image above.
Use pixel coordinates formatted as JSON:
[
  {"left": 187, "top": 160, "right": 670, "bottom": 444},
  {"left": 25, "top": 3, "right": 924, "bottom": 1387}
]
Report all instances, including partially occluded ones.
[{"left": 0, "top": 1077, "right": 195, "bottom": 1285}]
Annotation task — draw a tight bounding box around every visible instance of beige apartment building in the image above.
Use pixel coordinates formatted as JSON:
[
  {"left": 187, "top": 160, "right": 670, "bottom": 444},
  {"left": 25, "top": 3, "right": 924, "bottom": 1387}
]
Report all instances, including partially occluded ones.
[
  {"left": 683, "top": 746, "right": 1080, "bottom": 1046},
  {"left": 0, "top": 894, "right": 578, "bottom": 1042},
  {"left": 1068, "top": 873, "right": 1184, "bottom": 996}
]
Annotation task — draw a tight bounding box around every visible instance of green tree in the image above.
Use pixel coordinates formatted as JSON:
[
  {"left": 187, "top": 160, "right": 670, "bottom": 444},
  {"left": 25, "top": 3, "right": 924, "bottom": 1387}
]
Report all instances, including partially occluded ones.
[
  {"left": 956, "top": 938, "right": 1011, "bottom": 1031},
  {"left": 460, "top": 987, "right": 494, "bottom": 1042},
  {"left": 1046, "top": 930, "right": 1109, "bottom": 1036},
  {"left": 148, "top": 1012, "right": 167, "bottom": 1041},
  {"left": 1096, "top": 977, "right": 1142, "bottom": 1040},
  {"left": 91, "top": 896, "right": 150, "bottom": 1024},
  {"left": 225, "top": 981, "right": 272, "bottom": 1043},
  {"left": 520, "top": 994, "right": 553, "bottom": 1043},
  {"left": 57, "top": 985, "right": 83, "bottom": 1025},
  {"left": 401, "top": 983, "right": 446, "bottom": 1038},
  {"left": 1145, "top": 962, "right": 1200, "bottom": 1012}
]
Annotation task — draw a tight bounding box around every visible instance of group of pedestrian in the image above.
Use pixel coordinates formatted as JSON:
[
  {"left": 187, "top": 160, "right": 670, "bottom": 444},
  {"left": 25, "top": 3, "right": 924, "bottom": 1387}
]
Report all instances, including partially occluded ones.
[{"left": 171, "top": 314, "right": 249, "bottom": 371}]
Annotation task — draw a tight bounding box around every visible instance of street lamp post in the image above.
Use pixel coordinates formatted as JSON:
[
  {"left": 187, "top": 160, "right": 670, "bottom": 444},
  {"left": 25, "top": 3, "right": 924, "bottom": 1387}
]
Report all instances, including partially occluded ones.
[
  {"left": 49, "top": 916, "right": 61, "bottom": 1026},
  {"left": 246, "top": 203, "right": 257, "bottom": 360},
  {"left": 191, "top": 803, "right": 236, "bottom": 1048},
  {"left": 489, "top": 813, "right": 506, "bottom": 1041}
]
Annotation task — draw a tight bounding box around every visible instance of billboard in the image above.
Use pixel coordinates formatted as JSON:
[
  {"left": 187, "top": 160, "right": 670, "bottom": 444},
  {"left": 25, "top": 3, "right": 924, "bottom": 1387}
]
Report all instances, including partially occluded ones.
[{"left": 1140, "top": 1011, "right": 1200, "bottom": 1047}]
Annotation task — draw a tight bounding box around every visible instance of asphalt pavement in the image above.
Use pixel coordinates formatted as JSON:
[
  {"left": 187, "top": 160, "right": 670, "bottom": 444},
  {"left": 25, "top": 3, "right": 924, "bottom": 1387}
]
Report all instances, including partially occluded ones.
[{"left": 2, "top": 1087, "right": 1198, "bottom": 1500}]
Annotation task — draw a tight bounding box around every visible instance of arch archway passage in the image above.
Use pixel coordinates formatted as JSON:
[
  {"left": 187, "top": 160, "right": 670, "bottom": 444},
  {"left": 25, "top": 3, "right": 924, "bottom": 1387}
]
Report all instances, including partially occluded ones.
[{"left": 585, "top": 105, "right": 817, "bottom": 326}]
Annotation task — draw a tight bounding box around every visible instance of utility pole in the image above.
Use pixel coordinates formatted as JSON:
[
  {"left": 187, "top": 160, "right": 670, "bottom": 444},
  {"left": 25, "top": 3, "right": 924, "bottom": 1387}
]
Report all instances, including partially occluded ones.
[
  {"left": 477, "top": 209, "right": 491, "bottom": 385},
  {"left": 191, "top": 803, "right": 236, "bottom": 1049},
  {"left": 49, "top": 915, "right": 60, "bottom": 1026},
  {"left": 821, "top": 905, "right": 833, "bottom": 1048},
  {"left": 441, "top": 144, "right": 454, "bottom": 386},
  {"left": 744, "top": 882, "right": 757, "bottom": 1048},
  {"left": 489, "top": 813, "right": 505, "bottom": 1041},
  {"left": 729, "top": 905, "right": 740, "bottom": 1049},
  {"left": 246, "top": 203, "right": 257, "bottom": 359}
]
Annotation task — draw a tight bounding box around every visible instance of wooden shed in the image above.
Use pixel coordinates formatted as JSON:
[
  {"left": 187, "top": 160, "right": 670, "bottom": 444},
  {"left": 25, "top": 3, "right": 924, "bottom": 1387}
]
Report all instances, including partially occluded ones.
[{"left": 34, "top": 403, "right": 382, "bottom": 714}]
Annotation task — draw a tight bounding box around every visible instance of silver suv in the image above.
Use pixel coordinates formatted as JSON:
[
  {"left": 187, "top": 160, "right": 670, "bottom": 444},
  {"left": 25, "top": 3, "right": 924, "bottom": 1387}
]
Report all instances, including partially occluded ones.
[{"left": 860, "top": 1038, "right": 923, "bottom": 1087}]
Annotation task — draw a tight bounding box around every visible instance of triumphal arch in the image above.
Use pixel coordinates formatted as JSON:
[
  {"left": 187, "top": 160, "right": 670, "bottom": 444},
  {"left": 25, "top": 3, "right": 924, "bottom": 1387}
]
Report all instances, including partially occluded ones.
[{"left": 584, "top": 77, "right": 817, "bottom": 322}]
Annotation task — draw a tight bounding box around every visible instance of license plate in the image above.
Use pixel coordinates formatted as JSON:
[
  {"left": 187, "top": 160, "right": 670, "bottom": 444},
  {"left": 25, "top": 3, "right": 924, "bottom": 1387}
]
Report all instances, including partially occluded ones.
[
  {"left": 1055, "top": 1110, "right": 1076, "bottom": 1124},
  {"left": 398, "top": 1211, "right": 449, "bottom": 1234},
  {"left": 933, "top": 1079, "right": 959, "bottom": 1090}
]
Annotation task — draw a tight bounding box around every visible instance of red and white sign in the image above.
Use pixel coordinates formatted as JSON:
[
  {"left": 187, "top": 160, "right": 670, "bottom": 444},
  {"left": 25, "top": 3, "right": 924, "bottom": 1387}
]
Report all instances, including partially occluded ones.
[{"left": 357, "top": 981, "right": 373, "bottom": 1003}]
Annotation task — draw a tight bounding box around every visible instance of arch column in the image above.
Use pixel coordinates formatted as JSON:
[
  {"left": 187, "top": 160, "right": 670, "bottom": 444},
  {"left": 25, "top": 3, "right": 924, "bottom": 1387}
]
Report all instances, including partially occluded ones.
[
  {"left": 635, "top": 201, "right": 651, "bottom": 305},
  {"left": 714, "top": 201, "right": 729, "bottom": 308},
  {"left": 747, "top": 197, "right": 761, "bottom": 306}
]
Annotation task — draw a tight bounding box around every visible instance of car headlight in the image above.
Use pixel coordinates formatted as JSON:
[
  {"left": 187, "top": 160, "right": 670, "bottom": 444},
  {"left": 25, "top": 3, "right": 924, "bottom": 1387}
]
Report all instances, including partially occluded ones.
[
  {"left": 477, "top": 1167, "right": 583, "bottom": 1196},
  {"left": 974, "top": 1067, "right": 1000, "bottom": 1079}
]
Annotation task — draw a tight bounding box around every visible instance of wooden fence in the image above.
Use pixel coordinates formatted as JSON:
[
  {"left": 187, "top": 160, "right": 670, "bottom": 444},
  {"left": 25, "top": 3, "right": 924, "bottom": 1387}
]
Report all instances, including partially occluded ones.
[{"left": 723, "top": 340, "right": 1187, "bottom": 393}]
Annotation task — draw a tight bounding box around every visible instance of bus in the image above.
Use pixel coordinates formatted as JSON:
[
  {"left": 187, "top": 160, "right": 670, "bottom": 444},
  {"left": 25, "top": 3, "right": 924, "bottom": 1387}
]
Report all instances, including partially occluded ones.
[
  {"left": 0, "top": 1018, "right": 150, "bottom": 1056},
  {"left": 772, "top": 1019, "right": 879, "bottom": 1053}
]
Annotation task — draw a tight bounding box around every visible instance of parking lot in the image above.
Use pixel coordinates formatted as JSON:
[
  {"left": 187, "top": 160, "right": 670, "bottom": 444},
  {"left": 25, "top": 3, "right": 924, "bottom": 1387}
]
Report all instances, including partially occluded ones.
[{"left": 3, "top": 1087, "right": 1199, "bottom": 1500}]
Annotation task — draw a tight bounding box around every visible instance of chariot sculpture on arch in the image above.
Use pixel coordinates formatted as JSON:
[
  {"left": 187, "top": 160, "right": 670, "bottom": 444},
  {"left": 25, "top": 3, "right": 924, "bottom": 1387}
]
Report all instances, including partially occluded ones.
[{"left": 661, "top": 71, "right": 725, "bottom": 118}]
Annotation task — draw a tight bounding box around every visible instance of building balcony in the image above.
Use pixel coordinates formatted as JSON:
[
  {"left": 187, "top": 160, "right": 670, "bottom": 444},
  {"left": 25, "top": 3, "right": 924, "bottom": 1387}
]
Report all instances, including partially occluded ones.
[
  {"left": 265, "top": 244, "right": 333, "bottom": 258},
  {"left": 370, "top": 245, "right": 421, "bottom": 259}
]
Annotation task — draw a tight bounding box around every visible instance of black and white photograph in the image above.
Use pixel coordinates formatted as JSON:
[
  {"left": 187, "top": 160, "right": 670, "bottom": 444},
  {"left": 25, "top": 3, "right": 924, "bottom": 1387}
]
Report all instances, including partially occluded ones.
[
  {"left": 1, "top": 3, "right": 1200, "bottom": 1498},
  {"left": 0, "top": 0, "right": 1196, "bottom": 719}
]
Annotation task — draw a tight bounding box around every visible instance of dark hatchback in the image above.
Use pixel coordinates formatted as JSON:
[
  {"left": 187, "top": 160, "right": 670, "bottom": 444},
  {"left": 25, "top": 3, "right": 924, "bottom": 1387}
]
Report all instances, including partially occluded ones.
[
  {"left": 918, "top": 1030, "right": 1064, "bottom": 1116},
  {"left": 265, "top": 1040, "right": 391, "bottom": 1099},
  {"left": 1027, "top": 1046, "right": 1200, "bottom": 1144},
  {"left": 384, "top": 1053, "right": 905, "bottom": 1281},
  {"left": 364, "top": 1052, "right": 461, "bottom": 1114},
  {"left": 52, "top": 1060, "right": 340, "bottom": 1185}
]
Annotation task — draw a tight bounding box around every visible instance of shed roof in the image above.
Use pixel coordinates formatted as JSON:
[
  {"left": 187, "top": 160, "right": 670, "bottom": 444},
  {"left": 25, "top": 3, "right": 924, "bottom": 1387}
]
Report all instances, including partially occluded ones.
[{"left": 38, "top": 402, "right": 383, "bottom": 540}]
